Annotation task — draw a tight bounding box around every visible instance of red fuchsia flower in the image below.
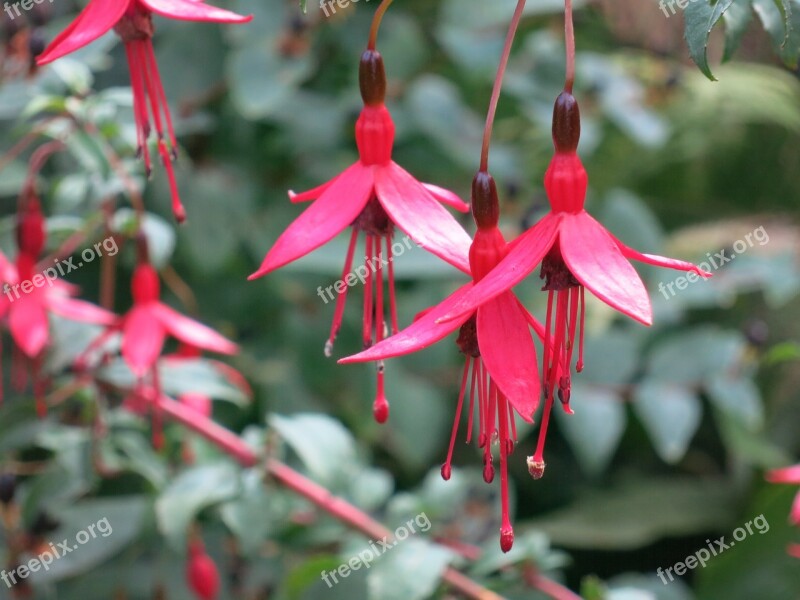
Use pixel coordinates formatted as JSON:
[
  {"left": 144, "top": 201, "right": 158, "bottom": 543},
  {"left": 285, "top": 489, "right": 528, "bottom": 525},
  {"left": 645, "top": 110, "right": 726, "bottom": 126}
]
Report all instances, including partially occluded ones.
[
  {"left": 438, "top": 92, "right": 709, "bottom": 477},
  {"left": 0, "top": 197, "right": 114, "bottom": 415},
  {"left": 343, "top": 172, "right": 553, "bottom": 553},
  {"left": 249, "top": 47, "right": 472, "bottom": 424},
  {"left": 85, "top": 238, "right": 237, "bottom": 447},
  {"left": 35, "top": 0, "right": 252, "bottom": 223},
  {"left": 186, "top": 538, "right": 220, "bottom": 600},
  {"left": 766, "top": 464, "right": 800, "bottom": 557}
]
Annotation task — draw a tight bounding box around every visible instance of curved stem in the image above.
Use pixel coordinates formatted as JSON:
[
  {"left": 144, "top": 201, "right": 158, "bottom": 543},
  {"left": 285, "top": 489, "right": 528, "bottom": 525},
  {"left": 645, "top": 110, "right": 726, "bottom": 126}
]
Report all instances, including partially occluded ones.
[
  {"left": 367, "top": 0, "right": 394, "bottom": 50},
  {"left": 479, "top": 0, "right": 527, "bottom": 172},
  {"left": 564, "top": 0, "right": 575, "bottom": 93},
  {"left": 20, "top": 140, "right": 65, "bottom": 204}
]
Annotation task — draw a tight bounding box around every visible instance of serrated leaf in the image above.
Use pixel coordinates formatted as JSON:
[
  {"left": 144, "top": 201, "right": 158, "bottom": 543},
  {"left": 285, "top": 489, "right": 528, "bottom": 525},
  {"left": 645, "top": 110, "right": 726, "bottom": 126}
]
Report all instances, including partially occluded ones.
[
  {"left": 723, "top": 0, "right": 754, "bottom": 60},
  {"left": 685, "top": 0, "right": 735, "bottom": 80}
]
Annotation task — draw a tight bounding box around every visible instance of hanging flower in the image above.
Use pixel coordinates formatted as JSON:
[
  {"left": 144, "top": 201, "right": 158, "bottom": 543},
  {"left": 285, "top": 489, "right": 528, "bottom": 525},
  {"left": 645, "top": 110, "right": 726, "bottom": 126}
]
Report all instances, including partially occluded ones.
[
  {"left": 186, "top": 537, "right": 220, "bottom": 600},
  {"left": 36, "top": 0, "right": 252, "bottom": 222},
  {"left": 437, "top": 92, "right": 709, "bottom": 476},
  {"left": 87, "top": 238, "right": 237, "bottom": 447},
  {"left": 0, "top": 196, "right": 114, "bottom": 415},
  {"left": 767, "top": 464, "right": 800, "bottom": 558},
  {"left": 343, "top": 172, "right": 552, "bottom": 553},
  {"left": 250, "top": 46, "right": 472, "bottom": 424}
]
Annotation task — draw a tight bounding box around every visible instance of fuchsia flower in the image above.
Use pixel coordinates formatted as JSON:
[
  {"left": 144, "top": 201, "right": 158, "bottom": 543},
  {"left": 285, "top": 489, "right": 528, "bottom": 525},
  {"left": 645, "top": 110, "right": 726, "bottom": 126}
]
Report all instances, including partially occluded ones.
[
  {"left": 0, "top": 197, "right": 114, "bottom": 415},
  {"left": 250, "top": 48, "right": 472, "bottom": 423},
  {"left": 438, "top": 92, "right": 709, "bottom": 474},
  {"left": 186, "top": 538, "right": 220, "bottom": 600},
  {"left": 767, "top": 464, "right": 800, "bottom": 557},
  {"left": 343, "top": 172, "right": 553, "bottom": 553},
  {"left": 87, "top": 239, "right": 237, "bottom": 446},
  {"left": 36, "top": 0, "right": 252, "bottom": 222}
]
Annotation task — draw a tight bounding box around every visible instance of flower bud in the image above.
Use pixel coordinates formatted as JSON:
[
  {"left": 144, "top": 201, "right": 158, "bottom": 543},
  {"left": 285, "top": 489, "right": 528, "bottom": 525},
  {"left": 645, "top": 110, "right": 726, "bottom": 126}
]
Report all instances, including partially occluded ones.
[
  {"left": 471, "top": 171, "right": 499, "bottom": 230},
  {"left": 359, "top": 49, "right": 386, "bottom": 107},
  {"left": 552, "top": 91, "right": 581, "bottom": 153},
  {"left": 187, "top": 542, "right": 220, "bottom": 600}
]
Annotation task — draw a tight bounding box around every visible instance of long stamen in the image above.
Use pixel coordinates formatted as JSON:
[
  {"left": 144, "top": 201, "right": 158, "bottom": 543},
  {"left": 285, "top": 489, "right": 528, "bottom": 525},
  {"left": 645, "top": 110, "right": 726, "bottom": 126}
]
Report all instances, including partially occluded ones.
[
  {"left": 478, "top": 360, "right": 487, "bottom": 448},
  {"left": 143, "top": 41, "right": 177, "bottom": 155},
  {"left": 385, "top": 235, "right": 399, "bottom": 334},
  {"left": 529, "top": 391, "right": 552, "bottom": 480},
  {"left": 372, "top": 241, "right": 389, "bottom": 423},
  {"left": 466, "top": 360, "right": 478, "bottom": 444},
  {"left": 442, "top": 358, "right": 471, "bottom": 481},
  {"left": 547, "top": 292, "right": 568, "bottom": 402},
  {"left": 542, "top": 290, "right": 555, "bottom": 397},
  {"left": 362, "top": 235, "right": 374, "bottom": 349},
  {"left": 482, "top": 376, "right": 495, "bottom": 484},
  {"left": 125, "top": 41, "right": 151, "bottom": 174},
  {"left": 497, "top": 393, "right": 513, "bottom": 552},
  {"left": 577, "top": 286, "right": 585, "bottom": 372},
  {"left": 137, "top": 41, "right": 165, "bottom": 140},
  {"left": 158, "top": 140, "right": 185, "bottom": 223},
  {"left": 326, "top": 228, "right": 359, "bottom": 357}
]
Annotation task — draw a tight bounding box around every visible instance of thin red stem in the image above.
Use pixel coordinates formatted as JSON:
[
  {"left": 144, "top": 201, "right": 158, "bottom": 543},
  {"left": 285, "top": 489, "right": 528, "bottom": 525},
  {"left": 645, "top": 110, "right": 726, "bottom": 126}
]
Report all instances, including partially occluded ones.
[
  {"left": 564, "top": 0, "right": 575, "bottom": 94},
  {"left": 367, "top": 0, "right": 394, "bottom": 50},
  {"left": 479, "top": 0, "right": 527, "bottom": 172}
]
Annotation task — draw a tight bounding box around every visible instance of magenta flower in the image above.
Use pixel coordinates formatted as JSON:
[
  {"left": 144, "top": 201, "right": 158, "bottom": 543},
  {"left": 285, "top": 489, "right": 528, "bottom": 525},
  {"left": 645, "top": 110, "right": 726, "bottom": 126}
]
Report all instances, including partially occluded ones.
[
  {"left": 342, "top": 172, "right": 552, "bottom": 553},
  {"left": 767, "top": 464, "right": 800, "bottom": 557},
  {"left": 438, "top": 93, "right": 709, "bottom": 472},
  {"left": 250, "top": 48, "right": 471, "bottom": 423},
  {"left": 36, "top": 0, "right": 252, "bottom": 222},
  {"left": 0, "top": 198, "right": 114, "bottom": 415}
]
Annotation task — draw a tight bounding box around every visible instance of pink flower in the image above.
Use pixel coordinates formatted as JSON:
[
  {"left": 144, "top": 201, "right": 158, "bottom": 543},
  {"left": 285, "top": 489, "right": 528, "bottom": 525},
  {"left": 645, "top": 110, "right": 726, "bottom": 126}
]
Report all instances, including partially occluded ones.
[
  {"left": 250, "top": 48, "right": 472, "bottom": 423},
  {"left": 1, "top": 198, "right": 114, "bottom": 415},
  {"left": 437, "top": 92, "right": 709, "bottom": 470},
  {"left": 767, "top": 465, "right": 800, "bottom": 527},
  {"left": 342, "top": 172, "right": 551, "bottom": 552},
  {"left": 36, "top": 0, "right": 252, "bottom": 222}
]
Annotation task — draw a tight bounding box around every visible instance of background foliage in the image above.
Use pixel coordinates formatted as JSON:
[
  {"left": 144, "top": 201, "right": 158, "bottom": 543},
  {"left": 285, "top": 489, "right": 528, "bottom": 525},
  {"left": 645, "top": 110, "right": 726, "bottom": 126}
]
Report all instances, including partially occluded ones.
[{"left": 0, "top": 0, "right": 799, "bottom": 598}]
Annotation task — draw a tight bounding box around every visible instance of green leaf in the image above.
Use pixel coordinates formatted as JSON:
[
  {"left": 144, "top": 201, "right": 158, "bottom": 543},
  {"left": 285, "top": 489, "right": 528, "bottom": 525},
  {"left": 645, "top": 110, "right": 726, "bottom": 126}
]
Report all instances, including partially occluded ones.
[
  {"left": 633, "top": 381, "right": 702, "bottom": 463},
  {"left": 269, "top": 413, "right": 359, "bottom": 489},
  {"left": 220, "top": 470, "right": 271, "bottom": 554},
  {"left": 156, "top": 463, "right": 239, "bottom": 550},
  {"left": 723, "top": 0, "right": 754, "bottom": 60},
  {"left": 752, "top": 0, "right": 794, "bottom": 61},
  {"left": 685, "top": 0, "right": 735, "bottom": 80},
  {"left": 557, "top": 385, "right": 627, "bottom": 476},
  {"left": 366, "top": 539, "right": 454, "bottom": 600},
  {"left": 705, "top": 374, "right": 763, "bottom": 428}
]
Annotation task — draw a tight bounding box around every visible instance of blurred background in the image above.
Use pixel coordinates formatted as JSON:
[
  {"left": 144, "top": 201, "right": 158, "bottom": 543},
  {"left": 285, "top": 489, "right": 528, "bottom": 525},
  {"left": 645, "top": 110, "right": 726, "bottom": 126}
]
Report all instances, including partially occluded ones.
[{"left": 0, "top": 0, "right": 799, "bottom": 598}]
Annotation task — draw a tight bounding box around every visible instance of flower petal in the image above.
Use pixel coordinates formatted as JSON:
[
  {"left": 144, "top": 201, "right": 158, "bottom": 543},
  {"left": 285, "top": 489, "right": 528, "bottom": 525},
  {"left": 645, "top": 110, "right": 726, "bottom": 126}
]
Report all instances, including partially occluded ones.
[
  {"left": 37, "top": 0, "right": 130, "bottom": 65},
  {"left": 289, "top": 179, "right": 334, "bottom": 203},
  {"left": 46, "top": 295, "right": 116, "bottom": 325},
  {"left": 9, "top": 298, "right": 49, "bottom": 357},
  {"left": 249, "top": 163, "right": 373, "bottom": 278},
  {"left": 560, "top": 213, "right": 652, "bottom": 326},
  {"left": 767, "top": 465, "right": 800, "bottom": 484},
  {"left": 339, "top": 284, "right": 473, "bottom": 363},
  {"left": 438, "top": 213, "right": 561, "bottom": 323},
  {"left": 152, "top": 303, "right": 238, "bottom": 355},
  {"left": 375, "top": 162, "right": 472, "bottom": 274},
  {"left": 139, "top": 0, "right": 253, "bottom": 23},
  {"left": 610, "top": 233, "right": 711, "bottom": 277},
  {"left": 122, "top": 305, "right": 166, "bottom": 377},
  {"left": 477, "top": 292, "right": 539, "bottom": 422},
  {"left": 422, "top": 183, "right": 470, "bottom": 213}
]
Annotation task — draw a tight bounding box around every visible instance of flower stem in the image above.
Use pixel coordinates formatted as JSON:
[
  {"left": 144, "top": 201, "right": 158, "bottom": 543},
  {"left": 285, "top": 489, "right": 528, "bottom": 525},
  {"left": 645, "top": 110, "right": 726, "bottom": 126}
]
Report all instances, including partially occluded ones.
[
  {"left": 479, "top": 0, "right": 527, "bottom": 173},
  {"left": 367, "top": 0, "right": 394, "bottom": 50},
  {"left": 564, "top": 0, "right": 575, "bottom": 93}
]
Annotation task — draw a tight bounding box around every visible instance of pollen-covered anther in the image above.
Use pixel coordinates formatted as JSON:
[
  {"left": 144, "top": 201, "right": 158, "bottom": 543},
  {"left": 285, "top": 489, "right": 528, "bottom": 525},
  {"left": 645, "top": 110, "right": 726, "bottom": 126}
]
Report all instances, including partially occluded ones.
[
  {"left": 500, "top": 527, "right": 514, "bottom": 553},
  {"left": 483, "top": 455, "right": 495, "bottom": 483},
  {"left": 527, "top": 456, "right": 546, "bottom": 480},
  {"left": 440, "top": 463, "right": 452, "bottom": 481}
]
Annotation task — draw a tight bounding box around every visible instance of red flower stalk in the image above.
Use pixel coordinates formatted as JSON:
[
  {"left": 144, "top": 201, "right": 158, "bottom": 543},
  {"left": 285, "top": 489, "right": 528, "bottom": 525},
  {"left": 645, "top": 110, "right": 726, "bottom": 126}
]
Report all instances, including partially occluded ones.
[
  {"left": 36, "top": 0, "right": 252, "bottom": 222},
  {"left": 86, "top": 238, "right": 237, "bottom": 447},
  {"left": 186, "top": 538, "right": 220, "bottom": 600},
  {"left": 249, "top": 12, "right": 471, "bottom": 424},
  {"left": 1, "top": 195, "right": 114, "bottom": 415},
  {"left": 438, "top": 3, "right": 708, "bottom": 477},
  {"left": 767, "top": 465, "right": 800, "bottom": 557},
  {"left": 343, "top": 172, "right": 551, "bottom": 553}
]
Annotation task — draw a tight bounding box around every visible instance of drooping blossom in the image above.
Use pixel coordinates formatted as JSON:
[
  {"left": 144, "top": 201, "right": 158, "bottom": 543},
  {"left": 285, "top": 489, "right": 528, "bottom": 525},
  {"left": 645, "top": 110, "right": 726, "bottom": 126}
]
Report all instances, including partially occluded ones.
[
  {"left": 186, "top": 537, "right": 220, "bottom": 600},
  {"left": 85, "top": 238, "right": 237, "bottom": 447},
  {"left": 0, "top": 196, "right": 114, "bottom": 415},
  {"left": 36, "top": 0, "right": 252, "bottom": 222},
  {"left": 438, "top": 92, "right": 709, "bottom": 477},
  {"left": 767, "top": 464, "right": 800, "bottom": 558},
  {"left": 343, "top": 172, "right": 552, "bottom": 553},
  {"left": 250, "top": 46, "right": 472, "bottom": 424}
]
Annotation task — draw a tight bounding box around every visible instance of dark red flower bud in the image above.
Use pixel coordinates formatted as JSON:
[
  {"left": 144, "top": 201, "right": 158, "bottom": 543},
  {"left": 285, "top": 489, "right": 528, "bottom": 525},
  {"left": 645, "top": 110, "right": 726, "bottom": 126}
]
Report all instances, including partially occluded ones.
[
  {"left": 552, "top": 91, "right": 581, "bottom": 153},
  {"left": 17, "top": 197, "right": 45, "bottom": 257},
  {"left": 471, "top": 171, "right": 499, "bottom": 230},
  {"left": 359, "top": 49, "right": 387, "bottom": 107},
  {"left": 187, "top": 542, "right": 220, "bottom": 600}
]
